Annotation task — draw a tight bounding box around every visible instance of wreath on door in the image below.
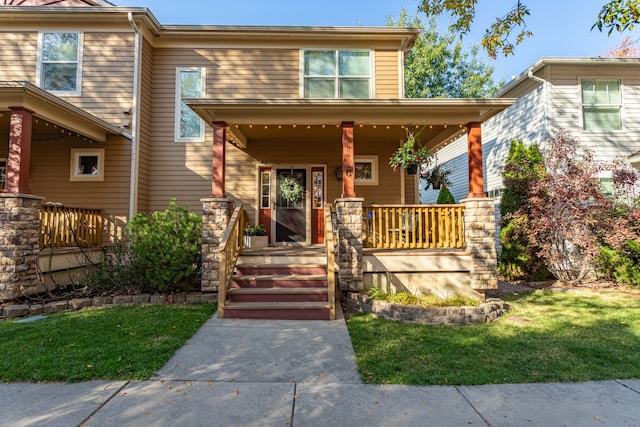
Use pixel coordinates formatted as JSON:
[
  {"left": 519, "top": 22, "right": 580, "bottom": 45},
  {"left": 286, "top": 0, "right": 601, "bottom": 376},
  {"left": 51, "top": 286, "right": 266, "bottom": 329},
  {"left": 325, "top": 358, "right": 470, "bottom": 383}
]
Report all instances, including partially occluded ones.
[{"left": 279, "top": 176, "right": 305, "bottom": 203}]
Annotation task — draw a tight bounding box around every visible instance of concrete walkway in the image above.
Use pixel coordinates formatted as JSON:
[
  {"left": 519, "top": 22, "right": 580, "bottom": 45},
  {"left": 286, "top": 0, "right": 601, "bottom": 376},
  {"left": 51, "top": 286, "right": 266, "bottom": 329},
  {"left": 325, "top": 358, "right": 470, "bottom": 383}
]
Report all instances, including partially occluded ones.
[{"left": 2, "top": 312, "right": 640, "bottom": 427}]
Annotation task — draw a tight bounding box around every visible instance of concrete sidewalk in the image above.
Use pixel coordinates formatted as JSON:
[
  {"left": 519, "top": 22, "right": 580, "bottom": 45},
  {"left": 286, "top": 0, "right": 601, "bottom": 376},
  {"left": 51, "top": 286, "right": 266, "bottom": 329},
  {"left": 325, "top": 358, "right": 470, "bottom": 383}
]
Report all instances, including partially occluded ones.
[{"left": 2, "top": 313, "right": 640, "bottom": 427}]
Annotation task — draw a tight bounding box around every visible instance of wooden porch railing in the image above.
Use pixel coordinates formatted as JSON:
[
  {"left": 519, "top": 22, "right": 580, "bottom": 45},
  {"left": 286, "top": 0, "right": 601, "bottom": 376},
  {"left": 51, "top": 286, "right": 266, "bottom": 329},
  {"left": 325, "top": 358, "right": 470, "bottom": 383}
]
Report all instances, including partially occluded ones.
[
  {"left": 363, "top": 204, "right": 465, "bottom": 249},
  {"left": 39, "top": 204, "right": 103, "bottom": 249},
  {"left": 324, "top": 203, "right": 337, "bottom": 320},
  {"left": 217, "top": 205, "right": 244, "bottom": 318}
]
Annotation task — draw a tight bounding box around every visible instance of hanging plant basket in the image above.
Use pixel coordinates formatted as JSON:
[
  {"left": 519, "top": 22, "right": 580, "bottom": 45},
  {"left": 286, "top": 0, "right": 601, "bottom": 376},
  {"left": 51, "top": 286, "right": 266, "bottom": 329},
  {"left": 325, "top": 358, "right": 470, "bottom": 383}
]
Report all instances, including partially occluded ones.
[
  {"left": 406, "top": 164, "right": 418, "bottom": 175},
  {"left": 279, "top": 176, "right": 305, "bottom": 203}
]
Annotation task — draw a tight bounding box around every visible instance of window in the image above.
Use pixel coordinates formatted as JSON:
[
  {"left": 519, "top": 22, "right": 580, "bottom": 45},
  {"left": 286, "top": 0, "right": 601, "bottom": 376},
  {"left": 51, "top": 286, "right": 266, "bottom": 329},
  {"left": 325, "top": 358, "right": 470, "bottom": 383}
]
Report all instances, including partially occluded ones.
[
  {"left": 0, "top": 159, "right": 6, "bottom": 190},
  {"left": 354, "top": 156, "right": 378, "bottom": 185},
  {"left": 175, "top": 67, "right": 206, "bottom": 142},
  {"left": 38, "top": 32, "right": 82, "bottom": 95},
  {"left": 70, "top": 148, "right": 104, "bottom": 182},
  {"left": 260, "top": 170, "right": 271, "bottom": 209},
  {"left": 303, "top": 50, "right": 371, "bottom": 98},
  {"left": 581, "top": 79, "right": 622, "bottom": 131}
]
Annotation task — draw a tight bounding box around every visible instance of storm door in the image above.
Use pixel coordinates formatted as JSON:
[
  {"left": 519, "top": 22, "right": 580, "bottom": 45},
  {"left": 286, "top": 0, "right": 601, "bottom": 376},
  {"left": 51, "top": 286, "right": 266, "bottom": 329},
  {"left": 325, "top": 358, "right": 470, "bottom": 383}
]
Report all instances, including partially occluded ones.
[{"left": 275, "top": 168, "right": 307, "bottom": 244}]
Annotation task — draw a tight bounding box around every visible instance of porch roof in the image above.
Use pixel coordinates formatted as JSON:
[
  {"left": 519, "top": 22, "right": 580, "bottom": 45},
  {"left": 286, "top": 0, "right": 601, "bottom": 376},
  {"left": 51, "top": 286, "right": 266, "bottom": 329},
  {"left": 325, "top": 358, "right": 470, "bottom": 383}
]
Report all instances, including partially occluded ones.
[
  {"left": 0, "top": 81, "right": 129, "bottom": 143},
  {"left": 186, "top": 98, "right": 515, "bottom": 151}
]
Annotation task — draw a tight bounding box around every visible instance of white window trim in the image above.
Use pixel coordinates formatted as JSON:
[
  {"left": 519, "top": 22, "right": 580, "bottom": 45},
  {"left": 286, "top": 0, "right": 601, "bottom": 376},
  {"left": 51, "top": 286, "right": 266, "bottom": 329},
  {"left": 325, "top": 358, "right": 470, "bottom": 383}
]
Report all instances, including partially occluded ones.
[
  {"left": 300, "top": 49, "right": 373, "bottom": 99},
  {"left": 0, "top": 158, "right": 7, "bottom": 190},
  {"left": 354, "top": 155, "right": 379, "bottom": 186},
  {"left": 36, "top": 31, "right": 84, "bottom": 96},
  {"left": 70, "top": 148, "right": 104, "bottom": 182},
  {"left": 579, "top": 77, "right": 625, "bottom": 133},
  {"left": 175, "top": 67, "right": 206, "bottom": 143}
]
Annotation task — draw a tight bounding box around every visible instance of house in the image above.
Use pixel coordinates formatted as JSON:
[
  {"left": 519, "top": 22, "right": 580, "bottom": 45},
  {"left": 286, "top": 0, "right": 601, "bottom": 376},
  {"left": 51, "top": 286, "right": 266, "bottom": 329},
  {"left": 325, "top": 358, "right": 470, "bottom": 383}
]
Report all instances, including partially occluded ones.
[
  {"left": 421, "top": 57, "right": 640, "bottom": 205},
  {"left": 0, "top": 1, "right": 514, "bottom": 318}
]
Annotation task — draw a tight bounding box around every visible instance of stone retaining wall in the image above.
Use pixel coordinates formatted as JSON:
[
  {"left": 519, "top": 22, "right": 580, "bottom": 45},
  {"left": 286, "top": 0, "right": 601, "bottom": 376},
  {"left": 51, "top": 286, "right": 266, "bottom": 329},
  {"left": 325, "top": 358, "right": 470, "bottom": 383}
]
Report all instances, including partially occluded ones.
[
  {"left": 342, "top": 292, "right": 509, "bottom": 325},
  {"left": 1, "top": 292, "right": 217, "bottom": 319}
]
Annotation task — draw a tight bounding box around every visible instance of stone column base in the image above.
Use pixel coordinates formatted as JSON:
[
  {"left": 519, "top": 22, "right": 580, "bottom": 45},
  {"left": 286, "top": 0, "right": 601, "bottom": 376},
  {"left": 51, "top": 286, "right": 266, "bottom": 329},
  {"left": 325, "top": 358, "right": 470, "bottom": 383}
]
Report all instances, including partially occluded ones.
[
  {"left": 461, "top": 197, "right": 498, "bottom": 291},
  {"left": 334, "top": 198, "right": 364, "bottom": 292},
  {"left": 200, "top": 198, "right": 234, "bottom": 292}
]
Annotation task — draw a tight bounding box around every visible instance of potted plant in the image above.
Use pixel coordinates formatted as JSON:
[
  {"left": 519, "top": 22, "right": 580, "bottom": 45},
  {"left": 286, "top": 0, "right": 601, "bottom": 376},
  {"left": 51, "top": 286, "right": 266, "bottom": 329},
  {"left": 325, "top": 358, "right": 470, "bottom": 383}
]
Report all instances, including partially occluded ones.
[
  {"left": 243, "top": 224, "right": 268, "bottom": 249},
  {"left": 422, "top": 163, "right": 453, "bottom": 190},
  {"left": 389, "top": 128, "right": 432, "bottom": 174}
]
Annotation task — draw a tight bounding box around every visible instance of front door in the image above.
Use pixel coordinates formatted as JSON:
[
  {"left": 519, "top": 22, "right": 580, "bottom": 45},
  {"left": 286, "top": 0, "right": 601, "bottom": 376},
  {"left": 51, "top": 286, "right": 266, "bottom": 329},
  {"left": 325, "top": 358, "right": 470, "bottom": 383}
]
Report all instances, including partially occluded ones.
[{"left": 275, "top": 168, "right": 307, "bottom": 244}]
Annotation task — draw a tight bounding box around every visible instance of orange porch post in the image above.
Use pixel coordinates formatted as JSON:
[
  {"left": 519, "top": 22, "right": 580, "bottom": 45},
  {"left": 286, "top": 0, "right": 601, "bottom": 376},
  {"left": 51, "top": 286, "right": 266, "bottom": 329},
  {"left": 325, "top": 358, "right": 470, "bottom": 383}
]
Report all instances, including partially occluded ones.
[
  {"left": 5, "top": 107, "right": 34, "bottom": 194},
  {"left": 211, "top": 121, "right": 227, "bottom": 198},
  {"left": 341, "top": 121, "right": 356, "bottom": 198},
  {"left": 467, "top": 122, "right": 486, "bottom": 198}
]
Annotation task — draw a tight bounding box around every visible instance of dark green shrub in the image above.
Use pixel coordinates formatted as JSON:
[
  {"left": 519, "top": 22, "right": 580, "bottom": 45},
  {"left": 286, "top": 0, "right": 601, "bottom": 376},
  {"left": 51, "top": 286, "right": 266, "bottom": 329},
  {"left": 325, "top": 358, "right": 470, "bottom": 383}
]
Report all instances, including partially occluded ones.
[
  {"left": 595, "top": 241, "right": 640, "bottom": 287},
  {"left": 128, "top": 199, "right": 202, "bottom": 293},
  {"left": 436, "top": 186, "right": 455, "bottom": 204}
]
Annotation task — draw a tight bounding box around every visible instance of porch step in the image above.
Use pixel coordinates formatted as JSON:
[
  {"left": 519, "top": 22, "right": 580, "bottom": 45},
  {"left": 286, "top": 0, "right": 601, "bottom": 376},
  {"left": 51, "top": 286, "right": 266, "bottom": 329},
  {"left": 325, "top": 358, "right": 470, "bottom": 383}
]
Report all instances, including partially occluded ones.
[
  {"left": 227, "top": 287, "right": 328, "bottom": 303},
  {"left": 232, "top": 274, "right": 327, "bottom": 288},
  {"left": 235, "top": 264, "right": 327, "bottom": 275},
  {"left": 221, "top": 301, "right": 331, "bottom": 320}
]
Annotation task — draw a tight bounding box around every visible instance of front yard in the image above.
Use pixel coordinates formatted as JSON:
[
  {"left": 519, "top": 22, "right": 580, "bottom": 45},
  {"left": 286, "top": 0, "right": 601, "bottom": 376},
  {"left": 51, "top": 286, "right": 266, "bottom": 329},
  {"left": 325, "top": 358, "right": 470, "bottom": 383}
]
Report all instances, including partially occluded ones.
[{"left": 347, "top": 287, "right": 640, "bottom": 385}]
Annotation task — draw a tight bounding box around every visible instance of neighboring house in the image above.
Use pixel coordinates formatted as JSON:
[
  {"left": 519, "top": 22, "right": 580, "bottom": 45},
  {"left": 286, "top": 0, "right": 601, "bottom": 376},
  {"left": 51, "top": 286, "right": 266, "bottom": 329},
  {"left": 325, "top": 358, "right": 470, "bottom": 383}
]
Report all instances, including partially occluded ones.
[
  {"left": 0, "top": 1, "right": 513, "bottom": 316},
  {"left": 421, "top": 57, "right": 640, "bottom": 205}
]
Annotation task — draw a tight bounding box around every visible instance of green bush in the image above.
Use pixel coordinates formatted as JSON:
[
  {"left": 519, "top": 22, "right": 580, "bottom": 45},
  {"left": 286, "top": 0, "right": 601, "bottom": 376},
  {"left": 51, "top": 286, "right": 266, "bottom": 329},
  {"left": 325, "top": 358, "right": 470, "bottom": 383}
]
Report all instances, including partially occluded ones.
[
  {"left": 436, "top": 186, "right": 455, "bottom": 204},
  {"left": 129, "top": 199, "right": 202, "bottom": 292},
  {"left": 595, "top": 241, "right": 640, "bottom": 287}
]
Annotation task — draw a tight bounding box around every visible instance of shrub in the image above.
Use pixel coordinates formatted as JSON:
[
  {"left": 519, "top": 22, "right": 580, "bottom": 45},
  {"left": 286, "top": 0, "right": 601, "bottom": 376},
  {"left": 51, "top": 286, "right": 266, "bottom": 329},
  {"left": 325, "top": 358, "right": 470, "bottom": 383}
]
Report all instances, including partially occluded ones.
[
  {"left": 128, "top": 199, "right": 202, "bottom": 293},
  {"left": 595, "top": 241, "right": 640, "bottom": 287},
  {"left": 436, "top": 186, "right": 455, "bottom": 204}
]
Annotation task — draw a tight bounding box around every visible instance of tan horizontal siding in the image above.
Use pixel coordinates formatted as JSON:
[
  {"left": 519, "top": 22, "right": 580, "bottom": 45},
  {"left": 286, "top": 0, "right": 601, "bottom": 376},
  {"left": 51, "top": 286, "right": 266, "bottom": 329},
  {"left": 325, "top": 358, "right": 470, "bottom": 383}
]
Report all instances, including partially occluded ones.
[
  {"left": 136, "top": 38, "right": 154, "bottom": 214},
  {"left": 0, "top": 32, "right": 38, "bottom": 82},
  {"left": 375, "top": 49, "right": 399, "bottom": 99}
]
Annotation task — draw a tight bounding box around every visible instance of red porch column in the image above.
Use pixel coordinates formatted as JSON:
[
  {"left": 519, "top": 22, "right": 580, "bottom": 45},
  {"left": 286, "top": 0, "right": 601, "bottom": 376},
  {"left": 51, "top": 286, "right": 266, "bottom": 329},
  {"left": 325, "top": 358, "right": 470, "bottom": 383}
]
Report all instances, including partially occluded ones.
[
  {"left": 211, "top": 121, "right": 227, "bottom": 198},
  {"left": 341, "top": 121, "right": 356, "bottom": 198},
  {"left": 467, "top": 122, "right": 486, "bottom": 198},
  {"left": 4, "top": 107, "right": 34, "bottom": 194}
]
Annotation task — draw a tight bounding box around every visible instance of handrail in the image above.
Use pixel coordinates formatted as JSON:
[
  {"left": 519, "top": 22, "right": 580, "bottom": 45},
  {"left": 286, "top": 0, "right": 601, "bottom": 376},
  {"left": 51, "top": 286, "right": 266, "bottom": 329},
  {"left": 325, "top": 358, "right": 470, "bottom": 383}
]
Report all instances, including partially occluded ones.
[
  {"left": 39, "top": 203, "right": 103, "bottom": 249},
  {"left": 363, "top": 204, "right": 465, "bottom": 249},
  {"left": 217, "top": 205, "right": 244, "bottom": 318},
  {"left": 324, "top": 203, "right": 337, "bottom": 320}
]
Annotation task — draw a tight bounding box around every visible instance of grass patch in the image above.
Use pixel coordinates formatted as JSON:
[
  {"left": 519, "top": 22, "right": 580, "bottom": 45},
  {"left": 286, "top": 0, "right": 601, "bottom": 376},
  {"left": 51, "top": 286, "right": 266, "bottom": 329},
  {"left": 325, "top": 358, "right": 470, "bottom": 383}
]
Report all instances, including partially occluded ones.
[
  {"left": 347, "top": 289, "right": 640, "bottom": 385},
  {"left": 0, "top": 303, "right": 216, "bottom": 383},
  {"left": 368, "top": 288, "right": 480, "bottom": 307}
]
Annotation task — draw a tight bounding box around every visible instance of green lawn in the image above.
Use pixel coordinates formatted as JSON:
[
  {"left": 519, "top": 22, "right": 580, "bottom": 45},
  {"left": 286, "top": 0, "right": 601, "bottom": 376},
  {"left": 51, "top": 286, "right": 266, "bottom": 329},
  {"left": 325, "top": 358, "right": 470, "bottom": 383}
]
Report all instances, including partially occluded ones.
[
  {"left": 347, "top": 289, "right": 640, "bottom": 385},
  {"left": 0, "top": 303, "right": 216, "bottom": 383}
]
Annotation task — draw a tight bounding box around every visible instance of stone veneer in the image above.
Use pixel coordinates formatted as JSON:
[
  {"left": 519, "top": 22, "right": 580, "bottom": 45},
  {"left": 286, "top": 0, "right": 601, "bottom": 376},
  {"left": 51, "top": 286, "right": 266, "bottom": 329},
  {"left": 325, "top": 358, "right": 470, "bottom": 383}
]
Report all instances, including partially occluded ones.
[
  {"left": 0, "top": 194, "right": 44, "bottom": 300},
  {"left": 334, "top": 198, "right": 364, "bottom": 292},
  {"left": 343, "top": 292, "right": 509, "bottom": 325},
  {"left": 461, "top": 198, "right": 498, "bottom": 291},
  {"left": 200, "top": 198, "right": 233, "bottom": 292}
]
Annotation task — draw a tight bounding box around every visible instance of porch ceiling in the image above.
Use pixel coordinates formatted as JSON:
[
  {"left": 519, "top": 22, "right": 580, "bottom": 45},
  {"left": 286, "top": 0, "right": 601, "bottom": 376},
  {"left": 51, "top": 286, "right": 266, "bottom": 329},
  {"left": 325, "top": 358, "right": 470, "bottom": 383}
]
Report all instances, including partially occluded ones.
[
  {"left": 186, "top": 98, "right": 515, "bottom": 151},
  {"left": 0, "top": 81, "right": 128, "bottom": 144}
]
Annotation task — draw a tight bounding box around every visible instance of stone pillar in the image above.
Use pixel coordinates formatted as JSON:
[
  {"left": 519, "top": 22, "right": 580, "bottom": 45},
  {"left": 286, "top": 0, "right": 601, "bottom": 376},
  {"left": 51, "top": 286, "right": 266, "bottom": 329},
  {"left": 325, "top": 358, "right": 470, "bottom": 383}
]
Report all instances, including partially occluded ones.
[
  {"left": 335, "top": 198, "right": 363, "bottom": 292},
  {"left": 0, "top": 194, "right": 44, "bottom": 300},
  {"left": 200, "top": 198, "right": 233, "bottom": 292},
  {"left": 462, "top": 197, "right": 498, "bottom": 292}
]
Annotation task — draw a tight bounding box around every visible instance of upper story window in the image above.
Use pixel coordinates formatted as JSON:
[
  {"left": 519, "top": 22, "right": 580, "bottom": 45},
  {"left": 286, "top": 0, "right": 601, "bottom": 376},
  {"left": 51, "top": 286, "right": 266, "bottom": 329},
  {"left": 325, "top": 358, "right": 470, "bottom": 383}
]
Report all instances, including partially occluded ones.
[
  {"left": 303, "top": 50, "right": 371, "bottom": 98},
  {"left": 581, "top": 79, "right": 622, "bottom": 131},
  {"left": 38, "top": 32, "right": 83, "bottom": 95},
  {"left": 175, "top": 67, "right": 206, "bottom": 142}
]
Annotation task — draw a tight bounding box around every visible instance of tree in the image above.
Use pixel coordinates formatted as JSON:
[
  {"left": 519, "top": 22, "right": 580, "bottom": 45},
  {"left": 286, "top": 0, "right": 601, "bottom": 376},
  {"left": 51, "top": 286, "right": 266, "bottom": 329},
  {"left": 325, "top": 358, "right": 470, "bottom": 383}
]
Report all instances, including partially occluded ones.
[
  {"left": 387, "top": 9, "right": 501, "bottom": 98},
  {"left": 604, "top": 36, "right": 640, "bottom": 57},
  {"left": 498, "top": 140, "right": 548, "bottom": 280},
  {"left": 420, "top": 1, "right": 640, "bottom": 58}
]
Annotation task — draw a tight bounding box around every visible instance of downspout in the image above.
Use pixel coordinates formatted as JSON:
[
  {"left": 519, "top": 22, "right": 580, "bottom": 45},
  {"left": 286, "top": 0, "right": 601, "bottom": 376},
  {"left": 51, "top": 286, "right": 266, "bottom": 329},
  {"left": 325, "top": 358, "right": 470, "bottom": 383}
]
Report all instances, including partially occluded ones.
[
  {"left": 527, "top": 70, "right": 550, "bottom": 139},
  {"left": 127, "top": 12, "right": 142, "bottom": 220}
]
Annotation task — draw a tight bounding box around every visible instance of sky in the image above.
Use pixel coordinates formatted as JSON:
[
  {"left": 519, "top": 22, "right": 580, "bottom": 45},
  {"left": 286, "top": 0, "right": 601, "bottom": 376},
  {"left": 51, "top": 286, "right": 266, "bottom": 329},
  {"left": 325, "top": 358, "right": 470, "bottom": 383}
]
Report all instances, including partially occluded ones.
[{"left": 113, "top": 0, "right": 636, "bottom": 81}]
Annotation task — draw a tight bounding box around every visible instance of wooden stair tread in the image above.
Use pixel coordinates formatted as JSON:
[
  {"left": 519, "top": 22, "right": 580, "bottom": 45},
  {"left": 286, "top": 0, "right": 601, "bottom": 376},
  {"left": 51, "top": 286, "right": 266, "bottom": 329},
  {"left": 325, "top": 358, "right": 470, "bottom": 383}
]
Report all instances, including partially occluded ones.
[
  {"left": 233, "top": 274, "right": 327, "bottom": 281},
  {"left": 223, "top": 301, "right": 331, "bottom": 310},
  {"left": 228, "top": 287, "right": 328, "bottom": 294}
]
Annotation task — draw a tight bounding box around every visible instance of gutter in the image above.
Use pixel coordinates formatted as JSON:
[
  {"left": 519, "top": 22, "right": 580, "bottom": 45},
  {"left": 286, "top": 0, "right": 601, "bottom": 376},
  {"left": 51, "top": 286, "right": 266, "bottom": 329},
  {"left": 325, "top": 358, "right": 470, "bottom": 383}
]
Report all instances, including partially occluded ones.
[{"left": 128, "top": 12, "right": 142, "bottom": 220}]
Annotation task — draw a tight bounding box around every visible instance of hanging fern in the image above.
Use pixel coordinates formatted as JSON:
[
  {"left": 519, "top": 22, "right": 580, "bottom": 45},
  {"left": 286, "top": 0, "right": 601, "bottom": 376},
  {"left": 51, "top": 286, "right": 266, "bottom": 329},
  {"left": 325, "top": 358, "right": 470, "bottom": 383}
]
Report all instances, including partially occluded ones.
[{"left": 279, "top": 175, "right": 305, "bottom": 203}]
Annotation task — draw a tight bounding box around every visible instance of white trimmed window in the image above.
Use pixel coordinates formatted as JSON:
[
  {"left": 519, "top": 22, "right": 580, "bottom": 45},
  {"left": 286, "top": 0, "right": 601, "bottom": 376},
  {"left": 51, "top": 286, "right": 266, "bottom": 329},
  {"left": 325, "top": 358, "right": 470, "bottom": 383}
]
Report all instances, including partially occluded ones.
[
  {"left": 303, "top": 50, "right": 371, "bottom": 98},
  {"left": 581, "top": 79, "right": 622, "bottom": 131},
  {"left": 0, "top": 158, "right": 7, "bottom": 190},
  {"left": 37, "top": 32, "right": 83, "bottom": 95},
  {"left": 175, "top": 67, "right": 206, "bottom": 142}
]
